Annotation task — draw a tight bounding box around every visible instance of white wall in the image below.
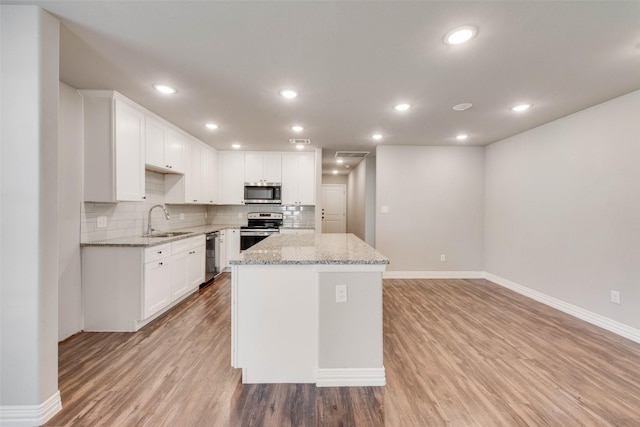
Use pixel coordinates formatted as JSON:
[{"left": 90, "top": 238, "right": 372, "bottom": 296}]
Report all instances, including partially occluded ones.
[
  {"left": 346, "top": 157, "right": 375, "bottom": 246},
  {"left": 58, "top": 82, "right": 83, "bottom": 341},
  {"left": 322, "top": 174, "right": 348, "bottom": 185},
  {"left": 485, "top": 89, "right": 640, "bottom": 330},
  {"left": 376, "top": 146, "right": 485, "bottom": 272},
  {"left": 0, "top": 4, "right": 61, "bottom": 421}
]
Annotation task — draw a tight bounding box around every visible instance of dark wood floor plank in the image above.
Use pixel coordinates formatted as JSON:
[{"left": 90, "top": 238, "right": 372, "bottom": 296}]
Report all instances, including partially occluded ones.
[{"left": 44, "top": 275, "right": 640, "bottom": 426}]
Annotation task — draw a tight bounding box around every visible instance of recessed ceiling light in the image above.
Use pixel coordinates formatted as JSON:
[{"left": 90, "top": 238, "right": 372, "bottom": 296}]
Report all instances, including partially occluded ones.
[
  {"left": 456, "top": 134, "right": 469, "bottom": 141},
  {"left": 231, "top": 143, "right": 241, "bottom": 149},
  {"left": 205, "top": 123, "right": 219, "bottom": 130},
  {"left": 280, "top": 89, "right": 298, "bottom": 99},
  {"left": 511, "top": 103, "right": 533, "bottom": 112},
  {"left": 444, "top": 25, "right": 478, "bottom": 45},
  {"left": 332, "top": 170, "right": 338, "bottom": 175},
  {"left": 153, "top": 84, "right": 177, "bottom": 94},
  {"left": 393, "top": 103, "right": 412, "bottom": 112},
  {"left": 336, "top": 159, "right": 344, "bottom": 164},
  {"left": 452, "top": 103, "right": 473, "bottom": 111},
  {"left": 372, "top": 133, "right": 383, "bottom": 140},
  {"left": 296, "top": 144, "right": 305, "bottom": 150},
  {"left": 291, "top": 125, "right": 304, "bottom": 132}
]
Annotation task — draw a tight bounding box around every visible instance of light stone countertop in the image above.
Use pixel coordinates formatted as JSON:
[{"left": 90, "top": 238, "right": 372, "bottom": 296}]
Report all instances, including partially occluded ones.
[
  {"left": 80, "top": 224, "right": 243, "bottom": 247},
  {"left": 230, "top": 233, "right": 389, "bottom": 265}
]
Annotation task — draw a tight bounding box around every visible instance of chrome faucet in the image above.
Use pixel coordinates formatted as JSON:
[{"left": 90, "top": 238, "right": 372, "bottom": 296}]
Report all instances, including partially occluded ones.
[{"left": 147, "top": 205, "right": 170, "bottom": 235}]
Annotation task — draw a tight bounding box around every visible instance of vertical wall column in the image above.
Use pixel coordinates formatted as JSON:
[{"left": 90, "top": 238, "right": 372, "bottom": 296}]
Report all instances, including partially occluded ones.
[{"left": 0, "top": 5, "right": 62, "bottom": 425}]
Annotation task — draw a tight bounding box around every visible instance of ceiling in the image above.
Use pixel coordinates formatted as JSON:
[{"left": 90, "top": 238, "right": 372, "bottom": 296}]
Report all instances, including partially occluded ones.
[{"left": 6, "top": 1, "right": 640, "bottom": 174}]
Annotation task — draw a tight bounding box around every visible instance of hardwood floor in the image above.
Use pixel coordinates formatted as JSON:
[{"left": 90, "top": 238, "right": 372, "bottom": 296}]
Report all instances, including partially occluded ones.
[{"left": 45, "top": 275, "right": 640, "bottom": 426}]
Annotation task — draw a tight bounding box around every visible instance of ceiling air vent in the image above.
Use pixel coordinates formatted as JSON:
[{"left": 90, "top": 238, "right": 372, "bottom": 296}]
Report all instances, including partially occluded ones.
[
  {"left": 334, "top": 151, "right": 369, "bottom": 158},
  {"left": 289, "top": 139, "right": 311, "bottom": 145}
]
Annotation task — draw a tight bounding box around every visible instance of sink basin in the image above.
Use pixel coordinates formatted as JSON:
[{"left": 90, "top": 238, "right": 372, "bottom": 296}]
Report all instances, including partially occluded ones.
[{"left": 144, "top": 231, "right": 192, "bottom": 238}]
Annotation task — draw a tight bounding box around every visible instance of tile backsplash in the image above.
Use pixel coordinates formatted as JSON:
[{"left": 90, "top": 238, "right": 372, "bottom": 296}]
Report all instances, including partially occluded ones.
[{"left": 81, "top": 171, "right": 316, "bottom": 243}]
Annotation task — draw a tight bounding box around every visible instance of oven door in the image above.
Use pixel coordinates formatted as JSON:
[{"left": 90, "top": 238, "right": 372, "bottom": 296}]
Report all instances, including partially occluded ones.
[{"left": 240, "top": 230, "right": 275, "bottom": 251}]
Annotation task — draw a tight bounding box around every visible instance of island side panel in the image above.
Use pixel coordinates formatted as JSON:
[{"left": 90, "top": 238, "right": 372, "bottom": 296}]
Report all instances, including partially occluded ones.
[
  {"left": 317, "top": 271, "right": 385, "bottom": 386},
  {"left": 234, "top": 265, "right": 318, "bottom": 383},
  {"left": 82, "top": 246, "right": 143, "bottom": 332}
]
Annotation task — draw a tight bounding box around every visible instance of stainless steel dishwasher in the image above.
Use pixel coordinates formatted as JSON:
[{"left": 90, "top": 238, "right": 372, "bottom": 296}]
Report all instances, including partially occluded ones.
[{"left": 203, "top": 231, "right": 219, "bottom": 286}]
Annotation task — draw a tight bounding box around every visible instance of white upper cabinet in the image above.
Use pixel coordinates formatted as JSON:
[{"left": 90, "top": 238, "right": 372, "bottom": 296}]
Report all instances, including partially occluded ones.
[
  {"left": 244, "top": 153, "right": 281, "bottom": 183},
  {"left": 81, "top": 91, "right": 146, "bottom": 202},
  {"left": 281, "top": 152, "right": 316, "bottom": 205},
  {"left": 144, "top": 116, "right": 184, "bottom": 174},
  {"left": 165, "top": 138, "right": 217, "bottom": 205},
  {"left": 220, "top": 152, "right": 245, "bottom": 205}
]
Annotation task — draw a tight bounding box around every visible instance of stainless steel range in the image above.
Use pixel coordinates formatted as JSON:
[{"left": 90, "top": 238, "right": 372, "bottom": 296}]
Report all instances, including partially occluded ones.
[{"left": 240, "top": 212, "right": 283, "bottom": 251}]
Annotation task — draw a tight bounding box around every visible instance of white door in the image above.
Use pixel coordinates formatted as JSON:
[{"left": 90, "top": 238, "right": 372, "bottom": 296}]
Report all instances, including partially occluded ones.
[{"left": 321, "top": 184, "right": 346, "bottom": 233}]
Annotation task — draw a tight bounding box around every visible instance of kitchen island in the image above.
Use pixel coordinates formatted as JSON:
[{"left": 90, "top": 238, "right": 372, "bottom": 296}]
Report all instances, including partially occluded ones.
[{"left": 230, "top": 233, "right": 389, "bottom": 386}]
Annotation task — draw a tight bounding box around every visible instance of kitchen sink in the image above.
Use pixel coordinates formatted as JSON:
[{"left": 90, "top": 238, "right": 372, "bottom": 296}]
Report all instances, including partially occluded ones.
[{"left": 143, "top": 231, "right": 193, "bottom": 238}]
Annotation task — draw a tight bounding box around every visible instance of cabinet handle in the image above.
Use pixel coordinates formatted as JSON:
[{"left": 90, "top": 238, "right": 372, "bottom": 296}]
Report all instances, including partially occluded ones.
[
  {"left": 157, "top": 250, "right": 163, "bottom": 254},
  {"left": 159, "top": 262, "right": 163, "bottom": 266},
  {"left": 193, "top": 200, "right": 198, "bottom": 202}
]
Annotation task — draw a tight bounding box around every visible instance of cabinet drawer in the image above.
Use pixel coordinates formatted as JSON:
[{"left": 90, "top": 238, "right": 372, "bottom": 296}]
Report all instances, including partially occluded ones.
[
  {"left": 172, "top": 235, "right": 205, "bottom": 254},
  {"left": 145, "top": 244, "right": 171, "bottom": 263}
]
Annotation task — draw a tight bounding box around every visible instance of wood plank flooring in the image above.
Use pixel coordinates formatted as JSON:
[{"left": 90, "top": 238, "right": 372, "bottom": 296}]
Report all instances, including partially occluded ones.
[{"left": 45, "top": 275, "right": 640, "bottom": 426}]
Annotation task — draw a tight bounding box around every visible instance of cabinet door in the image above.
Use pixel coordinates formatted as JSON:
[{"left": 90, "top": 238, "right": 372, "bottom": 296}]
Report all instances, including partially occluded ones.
[
  {"left": 263, "top": 154, "right": 282, "bottom": 183},
  {"left": 226, "top": 229, "right": 241, "bottom": 262},
  {"left": 220, "top": 152, "right": 245, "bottom": 205},
  {"left": 171, "top": 250, "right": 189, "bottom": 299},
  {"left": 144, "top": 258, "right": 171, "bottom": 319},
  {"left": 189, "top": 141, "right": 202, "bottom": 203},
  {"left": 297, "top": 152, "right": 316, "bottom": 205},
  {"left": 165, "top": 128, "right": 184, "bottom": 172},
  {"left": 201, "top": 146, "right": 217, "bottom": 204},
  {"left": 114, "top": 99, "right": 146, "bottom": 201},
  {"left": 219, "top": 229, "right": 228, "bottom": 271},
  {"left": 187, "top": 245, "right": 205, "bottom": 289},
  {"left": 244, "top": 153, "right": 264, "bottom": 183},
  {"left": 281, "top": 154, "right": 300, "bottom": 205},
  {"left": 145, "top": 115, "right": 166, "bottom": 169}
]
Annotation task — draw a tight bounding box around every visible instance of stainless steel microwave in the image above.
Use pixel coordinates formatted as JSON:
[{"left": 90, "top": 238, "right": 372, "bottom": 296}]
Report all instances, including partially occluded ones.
[{"left": 244, "top": 183, "right": 281, "bottom": 204}]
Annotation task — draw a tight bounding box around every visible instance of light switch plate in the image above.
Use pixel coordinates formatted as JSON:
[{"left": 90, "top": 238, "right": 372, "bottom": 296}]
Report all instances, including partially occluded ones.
[
  {"left": 381, "top": 205, "right": 389, "bottom": 214},
  {"left": 336, "top": 285, "right": 348, "bottom": 303},
  {"left": 180, "top": 213, "right": 185, "bottom": 220}
]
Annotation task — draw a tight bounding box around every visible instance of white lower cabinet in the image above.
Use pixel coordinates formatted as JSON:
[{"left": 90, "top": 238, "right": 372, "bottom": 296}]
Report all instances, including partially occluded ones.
[
  {"left": 83, "top": 235, "right": 206, "bottom": 332},
  {"left": 226, "top": 228, "right": 241, "bottom": 264}
]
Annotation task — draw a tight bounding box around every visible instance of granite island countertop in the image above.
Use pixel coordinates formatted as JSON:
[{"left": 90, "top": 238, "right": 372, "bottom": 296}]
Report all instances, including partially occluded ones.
[
  {"left": 230, "top": 233, "right": 389, "bottom": 265},
  {"left": 81, "top": 224, "right": 242, "bottom": 247}
]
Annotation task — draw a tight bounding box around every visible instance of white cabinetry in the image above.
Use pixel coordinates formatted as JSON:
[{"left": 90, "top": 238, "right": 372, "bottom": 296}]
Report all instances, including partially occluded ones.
[
  {"left": 144, "top": 244, "right": 172, "bottom": 319},
  {"left": 171, "top": 235, "right": 206, "bottom": 299},
  {"left": 245, "top": 153, "right": 282, "bottom": 183},
  {"left": 145, "top": 116, "right": 184, "bottom": 173},
  {"left": 282, "top": 152, "right": 316, "bottom": 205},
  {"left": 165, "top": 140, "right": 218, "bottom": 205},
  {"left": 82, "top": 235, "right": 206, "bottom": 332},
  {"left": 220, "top": 152, "right": 245, "bottom": 205},
  {"left": 218, "top": 228, "right": 240, "bottom": 272},
  {"left": 81, "top": 90, "right": 146, "bottom": 202}
]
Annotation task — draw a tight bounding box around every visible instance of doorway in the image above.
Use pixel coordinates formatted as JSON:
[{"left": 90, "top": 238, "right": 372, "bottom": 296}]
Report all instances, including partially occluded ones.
[{"left": 321, "top": 184, "right": 346, "bottom": 233}]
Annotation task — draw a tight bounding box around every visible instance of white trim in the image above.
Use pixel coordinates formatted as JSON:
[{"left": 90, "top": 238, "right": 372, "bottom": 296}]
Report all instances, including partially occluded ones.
[
  {"left": 316, "top": 368, "right": 385, "bottom": 387},
  {"left": 383, "top": 271, "right": 484, "bottom": 279},
  {"left": 0, "top": 390, "right": 62, "bottom": 426},
  {"left": 485, "top": 272, "right": 640, "bottom": 344}
]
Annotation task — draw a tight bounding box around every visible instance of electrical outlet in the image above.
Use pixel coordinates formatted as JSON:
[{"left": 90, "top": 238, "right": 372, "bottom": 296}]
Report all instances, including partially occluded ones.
[
  {"left": 238, "top": 212, "right": 243, "bottom": 219},
  {"left": 381, "top": 206, "right": 389, "bottom": 214},
  {"left": 440, "top": 254, "right": 446, "bottom": 262},
  {"left": 96, "top": 216, "right": 107, "bottom": 228},
  {"left": 180, "top": 213, "right": 185, "bottom": 220},
  {"left": 611, "top": 290, "right": 621, "bottom": 304},
  {"left": 336, "top": 285, "right": 348, "bottom": 303},
  {"left": 204, "top": 212, "right": 208, "bottom": 219}
]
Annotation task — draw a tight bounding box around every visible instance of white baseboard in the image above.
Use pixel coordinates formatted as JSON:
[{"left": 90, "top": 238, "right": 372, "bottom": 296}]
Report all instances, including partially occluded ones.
[
  {"left": 316, "top": 368, "right": 385, "bottom": 387},
  {"left": 0, "top": 390, "right": 62, "bottom": 426},
  {"left": 485, "top": 272, "right": 640, "bottom": 344},
  {"left": 383, "top": 271, "right": 484, "bottom": 279}
]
